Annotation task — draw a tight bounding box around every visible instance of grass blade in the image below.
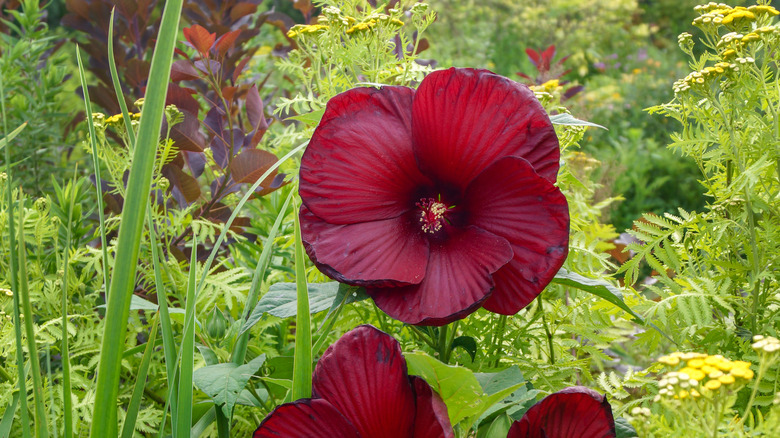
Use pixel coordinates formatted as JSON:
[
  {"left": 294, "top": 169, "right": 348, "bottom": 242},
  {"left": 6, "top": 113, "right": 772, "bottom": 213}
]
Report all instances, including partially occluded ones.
[
  {"left": 17, "top": 206, "right": 49, "bottom": 437},
  {"left": 60, "top": 170, "right": 79, "bottom": 438},
  {"left": 231, "top": 188, "right": 294, "bottom": 365},
  {"left": 75, "top": 47, "right": 110, "bottom": 296},
  {"left": 89, "top": 0, "right": 184, "bottom": 435},
  {"left": 107, "top": 7, "right": 137, "bottom": 149},
  {"left": 0, "top": 42, "right": 30, "bottom": 438},
  {"left": 195, "top": 141, "right": 307, "bottom": 296},
  {"left": 291, "top": 196, "right": 312, "bottom": 400},
  {"left": 0, "top": 392, "right": 19, "bottom": 438},
  {"left": 120, "top": 314, "right": 160, "bottom": 438},
  {"left": 0, "top": 121, "right": 26, "bottom": 151},
  {"left": 147, "top": 208, "right": 179, "bottom": 421},
  {"left": 176, "top": 238, "right": 198, "bottom": 438}
]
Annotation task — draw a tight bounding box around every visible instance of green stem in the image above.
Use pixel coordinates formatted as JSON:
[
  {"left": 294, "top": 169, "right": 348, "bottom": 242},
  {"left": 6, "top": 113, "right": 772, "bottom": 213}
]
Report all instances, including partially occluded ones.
[
  {"left": 437, "top": 325, "right": 448, "bottom": 363},
  {"left": 539, "top": 296, "right": 555, "bottom": 365},
  {"left": 492, "top": 315, "right": 508, "bottom": 368},
  {"left": 291, "top": 197, "right": 312, "bottom": 401}
]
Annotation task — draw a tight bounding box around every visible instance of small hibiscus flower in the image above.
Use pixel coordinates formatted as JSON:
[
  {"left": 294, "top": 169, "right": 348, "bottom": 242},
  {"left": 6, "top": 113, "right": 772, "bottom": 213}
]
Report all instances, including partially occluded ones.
[
  {"left": 300, "top": 67, "right": 569, "bottom": 325},
  {"left": 253, "top": 325, "right": 453, "bottom": 438},
  {"left": 507, "top": 387, "right": 616, "bottom": 438}
]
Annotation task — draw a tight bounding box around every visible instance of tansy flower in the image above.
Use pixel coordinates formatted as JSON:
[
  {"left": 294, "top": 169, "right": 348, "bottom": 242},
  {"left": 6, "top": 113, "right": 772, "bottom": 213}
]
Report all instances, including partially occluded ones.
[
  {"left": 506, "top": 387, "right": 616, "bottom": 438},
  {"left": 299, "top": 68, "right": 569, "bottom": 325},
  {"left": 253, "top": 325, "right": 452, "bottom": 437}
]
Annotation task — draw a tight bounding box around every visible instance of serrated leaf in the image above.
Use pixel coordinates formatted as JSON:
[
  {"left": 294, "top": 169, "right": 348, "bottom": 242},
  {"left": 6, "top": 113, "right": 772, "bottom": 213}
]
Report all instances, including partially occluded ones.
[
  {"left": 192, "top": 354, "right": 266, "bottom": 418},
  {"left": 285, "top": 108, "right": 325, "bottom": 127},
  {"left": 405, "top": 352, "right": 484, "bottom": 425},
  {"left": 549, "top": 113, "right": 606, "bottom": 129}
]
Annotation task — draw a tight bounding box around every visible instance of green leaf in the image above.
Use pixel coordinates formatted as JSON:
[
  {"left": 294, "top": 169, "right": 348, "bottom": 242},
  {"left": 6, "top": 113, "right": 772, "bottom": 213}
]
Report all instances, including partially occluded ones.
[
  {"left": 552, "top": 269, "right": 676, "bottom": 345},
  {"left": 89, "top": 0, "right": 184, "bottom": 435},
  {"left": 292, "top": 207, "right": 312, "bottom": 401},
  {"left": 193, "top": 354, "right": 266, "bottom": 418},
  {"left": 285, "top": 108, "right": 325, "bottom": 126},
  {"left": 405, "top": 352, "right": 483, "bottom": 425},
  {"left": 549, "top": 113, "right": 607, "bottom": 129},
  {"left": 615, "top": 417, "right": 639, "bottom": 438},
  {"left": 450, "top": 336, "right": 477, "bottom": 362},
  {"left": 240, "top": 282, "right": 368, "bottom": 334},
  {"left": 552, "top": 268, "right": 644, "bottom": 323},
  {"left": 472, "top": 367, "right": 529, "bottom": 426},
  {"left": 479, "top": 414, "right": 512, "bottom": 438},
  {"left": 0, "top": 122, "right": 26, "bottom": 151}
]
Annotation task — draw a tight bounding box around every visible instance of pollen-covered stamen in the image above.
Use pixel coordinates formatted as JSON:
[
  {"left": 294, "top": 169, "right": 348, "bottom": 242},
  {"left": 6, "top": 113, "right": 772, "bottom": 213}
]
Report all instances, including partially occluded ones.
[{"left": 416, "top": 197, "right": 449, "bottom": 234}]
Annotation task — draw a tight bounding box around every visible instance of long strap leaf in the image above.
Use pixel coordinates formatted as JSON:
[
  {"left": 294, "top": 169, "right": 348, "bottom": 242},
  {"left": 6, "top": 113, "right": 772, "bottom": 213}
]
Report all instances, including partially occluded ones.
[{"left": 89, "top": 0, "right": 183, "bottom": 435}]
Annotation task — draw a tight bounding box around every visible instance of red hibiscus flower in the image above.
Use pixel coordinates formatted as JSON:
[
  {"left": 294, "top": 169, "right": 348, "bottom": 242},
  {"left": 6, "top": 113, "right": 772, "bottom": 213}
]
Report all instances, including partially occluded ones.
[
  {"left": 252, "top": 325, "right": 453, "bottom": 438},
  {"left": 507, "top": 386, "right": 616, "bottom": 438},
  {"left": 299, "top": 67, "right": 569, "bottom": 325}
]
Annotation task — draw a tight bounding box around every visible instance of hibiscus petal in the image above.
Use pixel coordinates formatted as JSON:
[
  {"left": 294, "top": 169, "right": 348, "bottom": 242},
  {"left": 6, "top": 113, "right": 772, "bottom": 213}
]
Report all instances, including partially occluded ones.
[
  {"left": 313, "top": 325, "right": 416, "bottom": 438},
  {"left": 410, "top": 376, "right": 454, "bottom": 438},
  {"left": 412, "top": 68, "right": 560, "bottom": 191},
  {"left": 507, "top": 387, "right": 616, "bottom": 438},
  {"left": 463, "top": 156, "right": 569, "bottom": 315},
  {"left": 253, "top": 399, "right": 360, "bottom": 438},
  {"left": 301, "top": 206, "right": 429, "bottom": 286},
  {"left": 300, "top": 85, "right": 432, "bottom": 224},
  {"left": 368, "top": 226, "right": 513, "bottom": 325}
]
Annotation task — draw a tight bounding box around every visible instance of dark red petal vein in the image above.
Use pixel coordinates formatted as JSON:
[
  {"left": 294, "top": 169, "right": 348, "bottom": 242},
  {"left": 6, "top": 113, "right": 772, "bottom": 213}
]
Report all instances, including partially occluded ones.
[
  {"left": 300, "top": 86, "right": 431, "bottom": 225},
  {"left": 300, "top": 205, "right": 429, "bottom": 286},
  {"left": 253, "top": 399, "right": 360, "bottom": 438},
  {"left": 412, "top": 68, "right": 560, "bottom": 192},
  {"left": 368, "top": 226, "right": 513, "bottom": 326},
  {"left": 507, "top": 387, "right": 616, "bottom": 438},
  {"left": 410, "top": 376, "right": 454, "bottom": 438},
  {"left": 313, "top": 325, "right": 416, "bottom": 438},
  {"left": 464, "top": 157, "right": 569, "bottom": 315}
]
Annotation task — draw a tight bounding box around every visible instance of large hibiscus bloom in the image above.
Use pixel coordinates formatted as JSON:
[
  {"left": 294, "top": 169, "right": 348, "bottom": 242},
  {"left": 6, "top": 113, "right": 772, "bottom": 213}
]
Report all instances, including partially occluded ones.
[
  {"left": 253, "top": 325, "right": 453, "bottom": 438},
  {"left": 299, "top": 67, "right": 569, "bottom": 325},
  {"left": 507, "top": 387, "right": 616, "bottom": 438}
]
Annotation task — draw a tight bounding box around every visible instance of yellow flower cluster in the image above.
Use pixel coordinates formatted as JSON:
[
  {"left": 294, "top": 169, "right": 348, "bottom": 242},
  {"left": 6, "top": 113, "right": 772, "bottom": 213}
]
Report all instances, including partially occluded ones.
[
  {"left": 287, "top": 24, "right": 329, "bottom": 39},
  {"left": 104, "top": 112, "right": 141, "bottom": 125},
  {"left": 655, "top": 352, "right": 753, "bottom": 401},
  {"left": 692, "top": 3, "right": 778, "bottom": 29},
  {"left": 672, "top": 61, "right": 741, "bottom": 93}
]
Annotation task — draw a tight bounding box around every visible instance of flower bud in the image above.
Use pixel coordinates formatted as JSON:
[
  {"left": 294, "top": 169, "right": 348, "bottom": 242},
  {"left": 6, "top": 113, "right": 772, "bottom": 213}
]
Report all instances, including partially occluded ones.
[{"left": 206, "top": 306, "right": 228, "bottom": 340}]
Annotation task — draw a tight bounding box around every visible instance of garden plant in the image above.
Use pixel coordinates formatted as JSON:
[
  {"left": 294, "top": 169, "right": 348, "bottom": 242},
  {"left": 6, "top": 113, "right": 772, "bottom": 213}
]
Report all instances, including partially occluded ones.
[{"left": 1, "top": 0, "right": 780, "bottom": 437}]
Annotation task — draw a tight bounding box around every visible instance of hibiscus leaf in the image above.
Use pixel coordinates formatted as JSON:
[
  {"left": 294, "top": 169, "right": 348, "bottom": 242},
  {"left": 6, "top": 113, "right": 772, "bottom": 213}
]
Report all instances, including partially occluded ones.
[
  {"left": 552, "top": 268, "right": 644, "bottom": 323},
  {"left": 470, "top": 367, "right": 531, "bottom": 428},
  {"left": 450, "top": 336, "right": 477, "bottom": 362},
  {"left": 405, "top": 352, "right": 484, "bottom": 425},
  {"left": 240, "top": 282, "right": 367, "bottom": 334},
  {"left": 615, "top": 417, "right": 639, "bottom": 438},
  {"left": 192, "top": 354, "right": 266, "bottom": 419},
  {"left": 549, "top": 113, "right": 606, "bottom": 130},
  {"left": 552, "top": 269, "right": 676, "bottom": 344}
]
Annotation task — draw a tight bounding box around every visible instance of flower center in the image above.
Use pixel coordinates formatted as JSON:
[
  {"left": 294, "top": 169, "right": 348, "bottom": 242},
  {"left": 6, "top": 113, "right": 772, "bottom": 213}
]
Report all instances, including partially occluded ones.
[{"left": 416, "top": 197, "right": 449, "bottom": 234}]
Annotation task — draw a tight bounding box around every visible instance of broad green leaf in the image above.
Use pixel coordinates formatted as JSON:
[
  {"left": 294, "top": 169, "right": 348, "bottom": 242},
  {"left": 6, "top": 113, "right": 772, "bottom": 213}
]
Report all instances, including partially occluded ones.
[
  {"left": 286, "top": 108, "right": 325, "bottom": 126},
  {"left": 240, "top": 282, "right": 367, "bottom": 334},
  {"left": 552, "top": 269, "right": 676, "bottom": 345},
  {"left": 549, "top": 113, "right": 607, "bottom": 130},
  {"left": 478, "top": 414, "right": 512, "bottom": 438},
  {"left": 450, "top": 336, "right": 477, "bottom": 362},
  {"left": 193, "top": 354, "right": 266, "bottom": 418},
  {"left": 471, "top": 367, "right": 530, "bottom": 427},
  {"left": 615, "top": 417, "right": 639, "bottom": 438},
  {"left": 405, "top": 352, "right": 483, "bottom": 425},
  {"left": 552, "top": 268, "right": 644, "bottom": 323}
]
